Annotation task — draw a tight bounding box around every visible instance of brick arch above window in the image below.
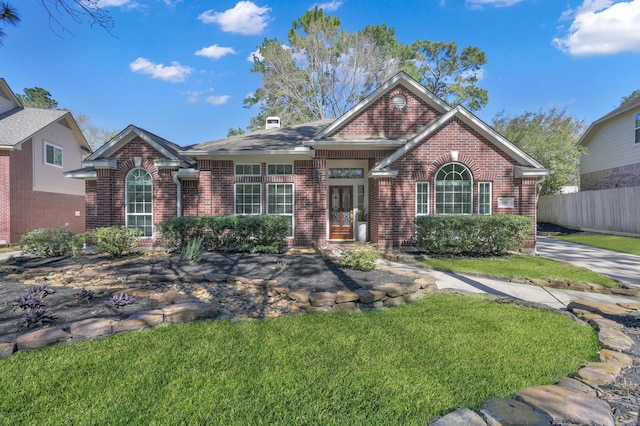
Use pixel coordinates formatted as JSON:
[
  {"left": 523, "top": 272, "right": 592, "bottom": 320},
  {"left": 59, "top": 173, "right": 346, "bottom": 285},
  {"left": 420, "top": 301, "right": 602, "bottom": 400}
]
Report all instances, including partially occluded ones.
[
  {"left": 114, "top": 159, "right": 158, "bottom": 181},
  {"left": 429, "top": 154, "right": 481, "bottom": 178}
]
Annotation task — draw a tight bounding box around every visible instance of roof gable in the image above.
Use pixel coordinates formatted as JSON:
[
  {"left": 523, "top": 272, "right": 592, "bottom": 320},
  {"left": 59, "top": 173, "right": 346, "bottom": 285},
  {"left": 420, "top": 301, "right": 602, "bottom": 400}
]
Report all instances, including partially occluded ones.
[
  {"left": 87, "top": 124, "right": 194, "bottom": 167},
  {"left": 313, "top": 72, "right": 451, "bottom": 141},
  {"left": 0, "top": 78, "right": 22, "bottom": 113},
  {"left": 372, "top": 105, "right": 547, "bottom": 173},
  {"left": 578, "top": 96, "right": 640, "bottom": 146}
]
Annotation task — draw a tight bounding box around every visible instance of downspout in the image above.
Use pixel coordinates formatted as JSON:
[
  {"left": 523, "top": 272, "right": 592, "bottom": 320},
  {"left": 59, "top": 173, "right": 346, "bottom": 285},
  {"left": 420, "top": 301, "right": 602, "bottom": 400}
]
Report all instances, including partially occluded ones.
[{"left": 172, "top": 171, "right": 182, "bottom": 218}]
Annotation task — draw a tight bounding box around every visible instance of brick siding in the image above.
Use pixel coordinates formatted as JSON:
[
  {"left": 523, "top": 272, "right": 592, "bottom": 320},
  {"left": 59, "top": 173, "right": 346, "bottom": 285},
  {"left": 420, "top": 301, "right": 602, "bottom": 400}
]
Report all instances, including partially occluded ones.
[
  {"left": 580, "top": 163, "right": 640, "bottom": 191},
  {"left": 1, "top": 139, "right": 85, "bottom": 244}
]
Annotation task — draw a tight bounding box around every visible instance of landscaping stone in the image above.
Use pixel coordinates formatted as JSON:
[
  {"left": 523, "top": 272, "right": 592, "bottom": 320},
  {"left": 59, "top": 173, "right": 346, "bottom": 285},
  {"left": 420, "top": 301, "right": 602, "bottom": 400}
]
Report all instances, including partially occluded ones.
[
  {"left": 516, "top": 385, "right": 614, "bottom": 426},
  {"left": 0, "top": 342, "right": 16, "bottom": 358},
  {"left": 429, "top": 408, "right": 487, "bottom": 426},
  {"left": 556, "top": 377, "right": 597, "bottom": 396},
  {"left": 577, "top": 362, "right": 621, "bottom": 387},
  {"left": 383, "top": 295, "right": 404, "bottom": 307},
  {"left": 589, "top": 316, "right": 625, "bottom": 331},
  {"left": 479, "top": 398, "right": 553, "bottom": 425},
  {"left": 597, "top": 324, "right": 635, "bottom": 353},
  {"left": 617, "top": 301, "right": 640, "bottom": 310},
  {"left": 309, "top": 292, "right": 336, "bottom": 307},
  {"left": 568, "top": 299, "right": 633, "bottom": 316},
  {"left": 333, "top": 302, "right": 356, "bottom": 310},
  {"left": 70, "top": 318, "right": 115, "bottom": 341},
  {"left": 288, "top": 289, "right": 311, "bottom": 304},
  {"left": 15, "top": 327, "right": 72, "bottom": 351},
  {"left": 599, "top": 348, "right": 634, "bottom": 368},
  {"left": 114, "top": 310, "right": 164, "bottom": 333},
  {"left": 335, "top": 290, "right": 359, "bottom": 303},
  {"left": 162, "top": 302, "right": 218, "bottom": 323},
  {"left": 372, "top": 283, "right": 409, "bottom": 298},
  {"left": 355, "top": 289, "right": 385, "bottom": 304},
  {"left": 414, "top": 276, "right": 436, "bottom": 289}
]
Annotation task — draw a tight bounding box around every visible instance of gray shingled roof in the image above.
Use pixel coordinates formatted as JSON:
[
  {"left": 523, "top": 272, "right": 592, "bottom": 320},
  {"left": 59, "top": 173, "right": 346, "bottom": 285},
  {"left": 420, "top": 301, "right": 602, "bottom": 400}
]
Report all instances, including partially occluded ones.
[
  {"left": 184, "top": 119, "right": 334, "bottom": 153},
  {"left": 0, "top": 107, "right": 71, "bottom": 146}
]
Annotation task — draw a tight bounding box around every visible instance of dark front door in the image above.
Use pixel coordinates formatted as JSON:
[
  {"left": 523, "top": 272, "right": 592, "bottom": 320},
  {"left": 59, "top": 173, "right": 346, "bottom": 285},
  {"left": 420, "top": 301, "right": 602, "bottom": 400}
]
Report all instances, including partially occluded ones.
[{"left": 329, "top": 186, "right": 353, "bottom": 239}]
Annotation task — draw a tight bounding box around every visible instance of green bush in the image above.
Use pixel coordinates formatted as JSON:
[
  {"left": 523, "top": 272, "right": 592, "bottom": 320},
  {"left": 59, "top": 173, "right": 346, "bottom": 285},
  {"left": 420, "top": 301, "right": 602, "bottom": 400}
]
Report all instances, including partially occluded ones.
[
  {"left": 158, "top": 215, "right": 288, "bottom": 254},
  {"left": 91, "top": 226, "right": 142, "bottom": 257},
  {"left": 340, "top": 244, "right": 380, "bottom": 271},
  {"left": 415, "top": 215, "right": 532, "bottom": 256},
  {"left": 19, "top": 227, "right": 85, "bottom": 258}
]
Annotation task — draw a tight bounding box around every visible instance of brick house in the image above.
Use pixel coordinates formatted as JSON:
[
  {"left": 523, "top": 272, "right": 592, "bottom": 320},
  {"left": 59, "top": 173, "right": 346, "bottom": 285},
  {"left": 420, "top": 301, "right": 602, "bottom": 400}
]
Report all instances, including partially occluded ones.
[
  {"left": 66, "top": 72, "right": 549, "bottom": 252},
  {"left": 0, "top": 78, "right": 90, "bottom": 245}
]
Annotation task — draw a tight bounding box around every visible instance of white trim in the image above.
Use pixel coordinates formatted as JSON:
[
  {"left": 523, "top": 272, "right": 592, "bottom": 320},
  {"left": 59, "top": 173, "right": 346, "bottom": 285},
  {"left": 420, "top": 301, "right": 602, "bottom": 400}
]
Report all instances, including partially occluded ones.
[
  {"left": 434, "top": 162, "right": 473, "bottom": 214},
  {"left": 478, "top": 181, "right": 492, "bottom": 215},
  {"left": 184, "top": 149, "right": 315, "bottom": 157},
  {"left": 234, "top": 182, "right": 262, "bottom": 215},
  {"left": 154, "top": 159, "right": 182, "bottom": 169},
  {"left": 267, "top": 163, "right": 294, "bottom": 176},
  {"left": 234, "top": 163, "right": 261, "bottom": 177},
  {"left": 43, "top": 140, "right": 63, "bottom": 167},
  {"left": 267, "top": 182, "right": 295, "bottom": 238},
  {"left": 416, "top": 181, "right": 430, "bottom": 216},
  {"left": 314, "top": 72, "right": 451, "bottom": 140},
  {"left": 125, "top": 168, "right": 153, "bottom": 237}
]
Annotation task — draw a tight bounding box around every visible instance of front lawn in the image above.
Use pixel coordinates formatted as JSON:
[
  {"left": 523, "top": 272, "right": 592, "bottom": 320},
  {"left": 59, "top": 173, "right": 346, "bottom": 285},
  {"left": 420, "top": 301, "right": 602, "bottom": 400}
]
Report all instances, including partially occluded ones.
[
  {"left": 552, "top": 234, "right": 640, "bottom": 256},
  {"left": 0, "top": 294, "right": 598, "bottom": 425},
  {"left": 418, "top": 255, "right": 618, "bottom": 288}
]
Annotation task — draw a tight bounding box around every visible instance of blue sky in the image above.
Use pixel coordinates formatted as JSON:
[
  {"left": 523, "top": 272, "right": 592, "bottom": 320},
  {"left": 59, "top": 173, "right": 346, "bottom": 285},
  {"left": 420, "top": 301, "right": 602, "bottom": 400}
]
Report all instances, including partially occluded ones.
[{"left": 1, "top": 0, "right": 639, "bottom": 146}]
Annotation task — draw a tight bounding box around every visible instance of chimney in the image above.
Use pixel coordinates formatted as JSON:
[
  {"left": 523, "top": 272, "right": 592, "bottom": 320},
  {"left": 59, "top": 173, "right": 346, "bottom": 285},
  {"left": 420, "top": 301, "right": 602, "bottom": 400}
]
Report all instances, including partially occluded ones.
[{"left": 265, "top": 116, "right": 281, "bottom": 129}]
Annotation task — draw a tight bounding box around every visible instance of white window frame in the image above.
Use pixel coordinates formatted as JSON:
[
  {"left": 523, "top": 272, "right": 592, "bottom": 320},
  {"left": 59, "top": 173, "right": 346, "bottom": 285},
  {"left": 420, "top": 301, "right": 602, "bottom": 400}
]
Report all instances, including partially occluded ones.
[
  {"left": 267, "top": 183, "right": 294, "bottom": 237},
  {"left": 267, "top": 164, "right": 293, "bottom": 176},
  {"left": 416, "top": 182, "right": 430, "bottom": 216},
  {"left": 435, "top": 162, "right": 473, "bottom": 214},
  {"left": 235, "top": 163, "right": 261, "bottom": 176},
  {"left": 235, "top": 183, "right": 262, "bottom": 215},
  {"left": 44, "top": 141, "right": 63, "bottom": 167},
  {"left": 635, "top": 113, "right": 640, "bottom": 144},
  {"left": 478, "top": 182, "right": 492, "bottom": 215},
  {"left": 125, "top": 168, "right": 153, "bottom": 237}
]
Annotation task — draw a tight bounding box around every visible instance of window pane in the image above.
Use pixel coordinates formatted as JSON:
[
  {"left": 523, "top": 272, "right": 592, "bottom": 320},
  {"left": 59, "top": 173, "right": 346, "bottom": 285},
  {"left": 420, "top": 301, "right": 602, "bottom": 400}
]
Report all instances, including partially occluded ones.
[
  {"left": 267, "top": 183, "right": 293, "bottom": 237},
  {"left": 479, "top": 182, "right": 492, "bottom": 215},
  {"left": 126, "top": 169, "right": 152, "bottom": 236},
  {"left": 435, "top": 163, "right": 472, "bottom": 214},
  {"left": 268, "top": 164, "right": 293, "bottom": 175},
  {"left": 417, "top": 182, "right": 429, "bottom": 215},
  {"left": 236, "top": 183, "right": 261, "bottom": 215}
]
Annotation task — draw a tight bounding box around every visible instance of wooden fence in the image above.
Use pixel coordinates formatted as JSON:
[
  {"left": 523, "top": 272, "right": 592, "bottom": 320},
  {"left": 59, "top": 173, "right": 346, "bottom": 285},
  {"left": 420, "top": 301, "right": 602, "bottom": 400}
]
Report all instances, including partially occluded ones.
[{"left": 538, "top": 186, "right": 640, "bottom": 237}]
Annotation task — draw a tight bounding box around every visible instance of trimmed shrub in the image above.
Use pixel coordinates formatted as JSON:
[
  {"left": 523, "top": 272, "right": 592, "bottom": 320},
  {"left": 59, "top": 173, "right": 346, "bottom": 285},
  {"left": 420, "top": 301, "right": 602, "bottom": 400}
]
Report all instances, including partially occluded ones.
[
  {"left": 340, "top": 244, "right": 380, "bottom": 271},
  {"left": 158, "top": 215, "right": 288, "bottom": 254},
  {"left": 415, "top": 215, "right": 532, "bottom": 256},
  {"left": 91, "top": 226, "right": 142, "bottom": 257},
  {"left": 19, "top": 227, "right": 85, "bottom": 258}
]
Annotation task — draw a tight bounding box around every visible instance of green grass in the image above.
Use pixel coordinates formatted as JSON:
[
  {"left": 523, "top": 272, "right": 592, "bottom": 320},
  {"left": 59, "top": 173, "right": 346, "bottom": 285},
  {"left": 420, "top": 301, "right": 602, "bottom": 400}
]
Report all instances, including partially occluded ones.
[
  {"left": 0, "top": 294, "right": 598, "bottom": 425},
  {"left": 419, "top": 255, "right": 618, "bottom": 288},
  {"left": 552, "top": 234, "right": 640, "bottom": 256}
]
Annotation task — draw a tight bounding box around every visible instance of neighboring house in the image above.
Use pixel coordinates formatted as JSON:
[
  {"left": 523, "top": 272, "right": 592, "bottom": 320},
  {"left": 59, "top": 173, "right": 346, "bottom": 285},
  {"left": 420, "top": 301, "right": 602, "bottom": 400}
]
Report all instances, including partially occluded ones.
[
  {"left": 0, "top": 78, "right": 90, "bottom": 245},
  {"left": 578, "top": 96, "right": 640, "bottom": 190},
  {"left": 66, "top": 72, "right": 549, "bottom": 252}
]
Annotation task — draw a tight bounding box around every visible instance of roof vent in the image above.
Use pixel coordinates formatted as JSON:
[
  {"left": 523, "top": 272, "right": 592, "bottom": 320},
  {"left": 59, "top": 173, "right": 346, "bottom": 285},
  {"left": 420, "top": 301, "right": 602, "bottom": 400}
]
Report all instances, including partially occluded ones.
[{"left": 265, "top": 116, "right": 281, "bottom": 129}]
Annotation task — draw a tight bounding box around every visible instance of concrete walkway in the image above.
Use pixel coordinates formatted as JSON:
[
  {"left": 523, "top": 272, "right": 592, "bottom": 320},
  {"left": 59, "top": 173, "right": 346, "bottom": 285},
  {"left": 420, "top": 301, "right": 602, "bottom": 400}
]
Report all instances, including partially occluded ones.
[
  {"left": 378, "top": 258, "right": 638, "bottom": 310},
  {"left": 536, "top": 236, "right": 640, "bottom": 287}
]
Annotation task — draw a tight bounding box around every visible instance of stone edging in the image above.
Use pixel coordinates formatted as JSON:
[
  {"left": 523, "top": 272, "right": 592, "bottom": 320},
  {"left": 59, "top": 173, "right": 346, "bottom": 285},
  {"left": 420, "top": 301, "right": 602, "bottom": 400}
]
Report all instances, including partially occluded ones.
[
  {"left": 428, "top": 298, "right": 640, "bottom": 426},
  {"left": 0, "top": 275, "right": 438, "bottom": 358}
]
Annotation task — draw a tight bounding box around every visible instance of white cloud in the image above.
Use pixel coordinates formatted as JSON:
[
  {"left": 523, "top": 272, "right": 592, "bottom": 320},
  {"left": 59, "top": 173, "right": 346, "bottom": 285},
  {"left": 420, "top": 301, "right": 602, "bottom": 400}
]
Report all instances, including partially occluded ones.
[
  {"left": 198, "top": 1, "right": 271, "bottom": 36},
  {"left": 195, "top": 45, "right": 237, "bottom": 59},
  {"left": 206, "top": 95, "right": 231, "bottom": 105},
  {"left": 312, "top": 1, "right": 343, "bottom": 12},
  {"left": 553, "top": 0, "right": 640, "bottom": 56},
  {"left": 129, "top": 57, "right": 193, "bottom": 82},
  {"left": 184, "top": 90, "right": 203, "bottom": 103},
  {"left": 465, "top": 0, "right": 525, "bottom": 7}
]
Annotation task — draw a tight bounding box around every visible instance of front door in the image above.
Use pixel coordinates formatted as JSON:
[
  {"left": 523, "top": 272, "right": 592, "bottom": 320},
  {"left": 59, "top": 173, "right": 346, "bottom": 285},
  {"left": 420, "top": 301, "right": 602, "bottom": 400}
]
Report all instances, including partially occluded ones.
[{"left": 329, "top": 186, "right": 353, "bottom": 239}]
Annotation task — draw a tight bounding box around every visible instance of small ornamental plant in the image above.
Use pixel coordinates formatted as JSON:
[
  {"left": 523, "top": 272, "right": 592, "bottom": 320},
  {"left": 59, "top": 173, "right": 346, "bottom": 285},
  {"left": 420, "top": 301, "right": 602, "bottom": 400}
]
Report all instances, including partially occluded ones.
[
  {"left": 74, "top": 289, "right": 95, "bottom": 303},
  {"left": 340, "top": 244, "right": 380, "bottom": 272},
  {"left": 105, "top": 292, "right": 136, "bottom": 308},
  {"left": 12, "top": 284, "right": 56, "bottom": 330}
]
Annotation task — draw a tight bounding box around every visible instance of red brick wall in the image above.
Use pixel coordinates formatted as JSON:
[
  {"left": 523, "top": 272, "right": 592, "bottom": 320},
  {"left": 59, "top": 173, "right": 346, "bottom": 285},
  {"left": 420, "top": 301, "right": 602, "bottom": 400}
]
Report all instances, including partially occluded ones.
[
  {"left": 333, "top": 85, "right": 440, "bottom": 138},
  {"left": 1, "top": 139, "right": 85, "bottom": 244},
  {"left": 0, "top": 151, "right": 10, "bottom": 244}
]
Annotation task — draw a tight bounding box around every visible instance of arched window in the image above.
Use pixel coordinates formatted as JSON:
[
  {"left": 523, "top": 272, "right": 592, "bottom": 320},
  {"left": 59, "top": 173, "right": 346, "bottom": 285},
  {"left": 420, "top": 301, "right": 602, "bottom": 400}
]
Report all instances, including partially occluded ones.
[
  {"left": 435, "top": 163, "right": 472, "bottom": 214},
  {"left": 126, "top": 168, "right": 153, "bottom": 237}
]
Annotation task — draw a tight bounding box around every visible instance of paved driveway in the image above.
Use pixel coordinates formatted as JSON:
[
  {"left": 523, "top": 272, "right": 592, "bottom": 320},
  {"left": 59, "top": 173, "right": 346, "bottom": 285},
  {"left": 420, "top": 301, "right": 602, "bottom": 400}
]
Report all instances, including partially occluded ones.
[{"left": 536, "top": 236, "right": 640, "bottom": 287}]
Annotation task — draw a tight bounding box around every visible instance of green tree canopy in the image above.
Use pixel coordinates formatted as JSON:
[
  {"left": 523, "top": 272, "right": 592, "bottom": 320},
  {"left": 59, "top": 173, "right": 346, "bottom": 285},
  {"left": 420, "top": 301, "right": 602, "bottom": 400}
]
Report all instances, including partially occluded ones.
[
  {"left": 492, "top": 108, "right": 586, "bottom": 196},
  {"left": 17, "top": 87, "right": 59, "bottom": 109},
  {"left": 227, "top": 127, "right": 246, "bottom": 137},
  {"left": 620, "top": 89, "right": 640, "bottom": 105},
  {"left": 245, "top": 8, "right": 488, "bottom": 130},
  {"left": 0, "top": 2, "right": 19, "bottom": 45}
]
